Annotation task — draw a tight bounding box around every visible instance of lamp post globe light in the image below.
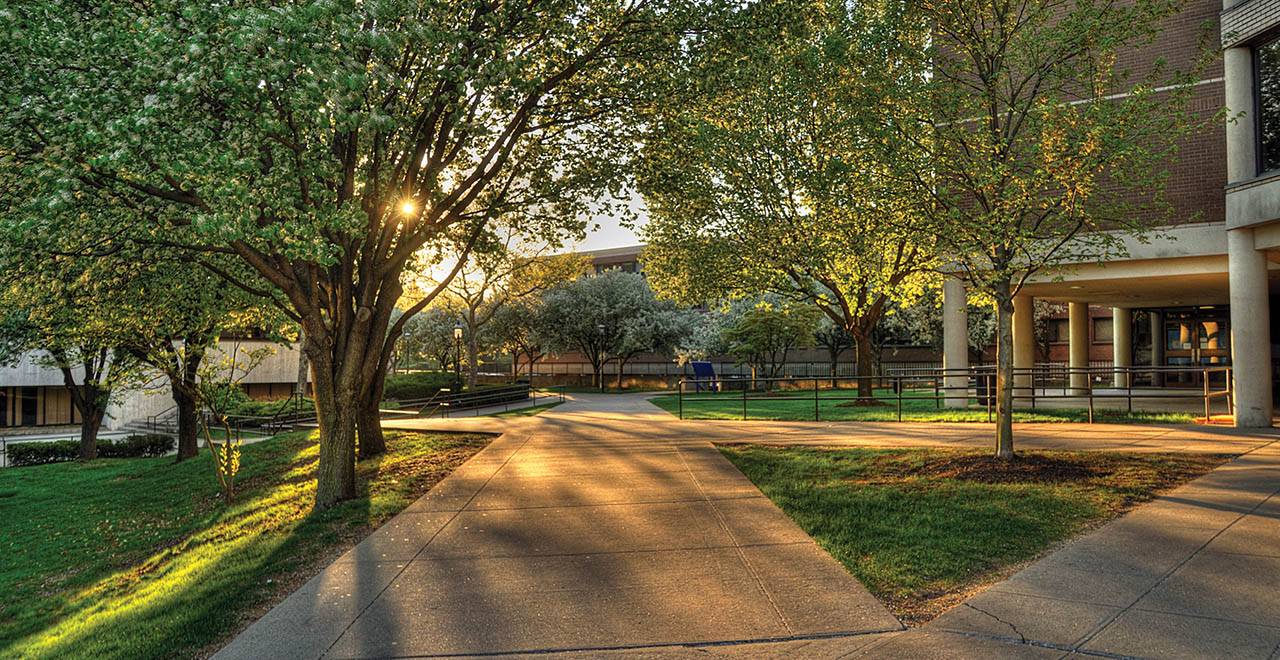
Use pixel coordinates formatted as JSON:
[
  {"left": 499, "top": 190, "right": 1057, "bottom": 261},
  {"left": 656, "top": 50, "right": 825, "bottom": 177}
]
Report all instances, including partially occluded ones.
[
  {"left": 453, "top": 325, "right": 464, "bottom": 392},
  {"left": 597, "top": 323, "right": 606, "bottom": 392}
]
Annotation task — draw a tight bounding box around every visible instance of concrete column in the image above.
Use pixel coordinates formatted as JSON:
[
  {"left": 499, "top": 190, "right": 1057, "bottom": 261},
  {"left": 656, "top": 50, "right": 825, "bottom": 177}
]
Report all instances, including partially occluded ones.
[
  {"left": 1069, "top": 302, "right": 1090, "bottom": 392},
  {"left": 1228, "top": 228, "right": 1273, "bottom": 427},
  {"left": 1113, "top": 307, "right": 1132, "bottom": 388},
  {"left": 1224, "top": 46, "right": 1256, "bottom": 185},
  {"left": 1013, "top": 294, "right": 1035, "bottom": 391},
  {"left": 1151, "top": 311, "right": 1165, "bottom": 387},
  {"left": 942, "top": 278, "right": 970, "bottom": 408}
]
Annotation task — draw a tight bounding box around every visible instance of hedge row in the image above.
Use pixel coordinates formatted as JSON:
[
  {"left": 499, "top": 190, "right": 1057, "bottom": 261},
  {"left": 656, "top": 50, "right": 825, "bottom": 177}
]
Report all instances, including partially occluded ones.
[
  {"left": 382, "top": 372, "right": 456, "bottom": 401},
  {"left": 7, "top": 434, "right": 176, "bottom": 467}
]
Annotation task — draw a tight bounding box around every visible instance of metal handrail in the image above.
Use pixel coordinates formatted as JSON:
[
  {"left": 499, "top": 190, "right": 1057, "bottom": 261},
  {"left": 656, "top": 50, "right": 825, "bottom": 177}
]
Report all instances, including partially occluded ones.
[
  {"left": 145, "top": 405, "right": 179, "bottom": 436},
  {"left": 675, "top": 365, "right": 1235, "bottom": 424},
  {"left": 432, "top": 384, "right": 566, "bottom": 418}
]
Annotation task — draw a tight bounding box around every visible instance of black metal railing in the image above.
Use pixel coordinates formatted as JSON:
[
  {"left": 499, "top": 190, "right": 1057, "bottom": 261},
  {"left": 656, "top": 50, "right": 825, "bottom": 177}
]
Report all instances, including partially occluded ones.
[
  {"left": 675, "top": 365, "right": 1234, "bottom": 424},
  {"left": 144, "top": 405, "right": 180, "bottom": 436},
  {"left": 397, "top": 384, "right": 566, "bottom": 418}
]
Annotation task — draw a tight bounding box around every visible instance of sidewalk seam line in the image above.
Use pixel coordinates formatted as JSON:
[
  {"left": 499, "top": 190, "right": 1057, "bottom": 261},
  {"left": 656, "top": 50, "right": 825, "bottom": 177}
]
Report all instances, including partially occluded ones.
[
  {"left": 1068, "top": 446, "right": 1280, "bottom": 653},
  {"left": 325, "top": 627, "right": 902, "bottom": 659},
  {"left": 677, "top": 441, "right": 796, "bottom": 636},
  {"left": 318, "top": 431, "right": 534, "bottom": 660}
]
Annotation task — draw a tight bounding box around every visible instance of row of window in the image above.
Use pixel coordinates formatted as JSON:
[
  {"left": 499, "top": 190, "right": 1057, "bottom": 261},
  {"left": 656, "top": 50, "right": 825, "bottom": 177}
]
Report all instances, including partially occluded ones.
[
  {"left": 1259, "top": 34, "right": 1280, "bottom": 174},
  {"left": 1044, "top": 318, "right": 1113, "bottom": 344},
  {"left": 1043, "top": 317, "right": 1230, "bottom": 352}
]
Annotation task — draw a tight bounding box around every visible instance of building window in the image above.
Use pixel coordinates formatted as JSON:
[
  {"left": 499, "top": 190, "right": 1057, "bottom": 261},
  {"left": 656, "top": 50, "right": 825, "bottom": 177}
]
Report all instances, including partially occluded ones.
[
  {"left": 1046, "top": 319, "right": 1069, "bottom": 343},
  {"left": 1257, "top": 35, "right": 1280, "bottom": 174},
  {"left": 1092, "top": 318, "right": 1113, "bottom": 344}
]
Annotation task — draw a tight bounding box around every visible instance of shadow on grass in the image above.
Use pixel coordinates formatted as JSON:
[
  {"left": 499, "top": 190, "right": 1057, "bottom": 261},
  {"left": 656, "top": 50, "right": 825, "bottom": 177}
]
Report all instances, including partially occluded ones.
[
  {"left": 718, "top": 444, "right": 1230, "bottom": 625},
  {"left": 0, "top": 430, "right": 488, "bottom": 659}
]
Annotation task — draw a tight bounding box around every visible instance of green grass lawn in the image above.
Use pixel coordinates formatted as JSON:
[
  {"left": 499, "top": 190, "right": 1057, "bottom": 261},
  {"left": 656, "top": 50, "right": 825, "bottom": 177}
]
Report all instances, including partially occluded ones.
[
  {"left": 651, "top": 389, "right": 1196, "bottom": 424},
  {"left": 720, "top": 444, "right": 1228, "bottom": 624},
  {"left": 0, "top": 430, "right": 490, "bottom": 659}
]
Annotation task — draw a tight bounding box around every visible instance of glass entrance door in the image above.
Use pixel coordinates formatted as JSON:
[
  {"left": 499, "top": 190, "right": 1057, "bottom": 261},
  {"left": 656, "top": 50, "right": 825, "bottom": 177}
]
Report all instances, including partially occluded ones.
[{"left": 1164, "top": 309, "right": 1230, "bottom": 386}]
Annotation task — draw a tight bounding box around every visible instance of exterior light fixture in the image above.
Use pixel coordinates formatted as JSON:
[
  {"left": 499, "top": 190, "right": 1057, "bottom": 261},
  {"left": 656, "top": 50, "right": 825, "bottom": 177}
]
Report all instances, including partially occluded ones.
[
  {"left": 452, "top": 325, "right": 464, "bottom": 391},
  {"left": 597, "top": 324, "right": 607, "bottom": 392}
]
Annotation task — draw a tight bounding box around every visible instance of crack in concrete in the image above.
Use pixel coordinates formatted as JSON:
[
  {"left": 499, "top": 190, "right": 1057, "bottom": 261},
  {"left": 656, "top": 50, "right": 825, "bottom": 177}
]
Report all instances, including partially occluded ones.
[{"left": 962, "top": 602, "right": 1027, "bottom": 644}]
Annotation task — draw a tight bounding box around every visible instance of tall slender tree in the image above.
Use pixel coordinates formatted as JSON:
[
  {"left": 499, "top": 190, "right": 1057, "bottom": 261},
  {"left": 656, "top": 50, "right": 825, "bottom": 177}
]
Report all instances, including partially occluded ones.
[
  {"left": 882, "top": 0, "right": 1213, "bottom": 456},
  {"left": 639, "top": 0, "right": 933, "bottom": 402},
  {"left": 442, "top": 238, "right": 590, "bottom": 388},
  {"left": 0, "top": 257, "right": 145, "bottom": 459}
]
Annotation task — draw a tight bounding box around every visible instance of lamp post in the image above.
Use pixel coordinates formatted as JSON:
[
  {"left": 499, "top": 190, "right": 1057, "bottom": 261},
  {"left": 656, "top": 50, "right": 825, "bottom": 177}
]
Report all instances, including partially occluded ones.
[
  {"left": 597, "top": 323, "right": 606, "bottom": 392},
  {"left": 453, "top": 325, "right": 464, "bottom": 392}
]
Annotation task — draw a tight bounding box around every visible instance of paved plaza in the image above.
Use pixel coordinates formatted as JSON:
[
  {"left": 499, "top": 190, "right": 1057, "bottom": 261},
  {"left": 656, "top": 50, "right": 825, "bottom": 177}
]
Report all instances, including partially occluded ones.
[{"left": 217, "top": 393, "right": 1280, "bottom": 659}]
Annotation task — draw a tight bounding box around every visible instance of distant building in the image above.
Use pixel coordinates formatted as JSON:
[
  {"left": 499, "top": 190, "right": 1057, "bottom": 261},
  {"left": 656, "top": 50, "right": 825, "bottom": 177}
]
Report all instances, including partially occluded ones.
[
  {"left": 579, "top": 244, "right": 644, "bottom": 275},
  {"left": 0, "top": 340, "right": 304, "bottom": 433}
]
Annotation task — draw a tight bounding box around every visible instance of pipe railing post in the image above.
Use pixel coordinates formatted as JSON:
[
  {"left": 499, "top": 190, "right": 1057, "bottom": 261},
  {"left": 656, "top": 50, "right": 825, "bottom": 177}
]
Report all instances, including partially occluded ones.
[
  {"left": 1227, "top": 368, "right": 1235, "bottom": 417},
  {"left": 814, "top": 377, "right": 820, "bottom": 422},
  {"left": 1127, "top": 367, "right": 1133, "bottom": 415},
  {"left": 986, "top": 371, "right": 993, "bottom": 422},
  {"left": 1203, "top": 369, "right": 1210, "bottom": 423},
  {"left": 678, "top": 381, "right": 684, "bottom": 420},
  {"left": 896, "top": 375, "right": 903, "bottom": 422},
  {"left": 1087, "top": 375, "right": 1094, "bottom": 423}
]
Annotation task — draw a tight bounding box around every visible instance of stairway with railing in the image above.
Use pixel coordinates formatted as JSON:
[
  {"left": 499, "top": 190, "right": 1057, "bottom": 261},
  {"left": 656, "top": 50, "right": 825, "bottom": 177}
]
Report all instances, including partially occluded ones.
[{"left": 394, "top": 384, "right": 564, "bottom": 418}]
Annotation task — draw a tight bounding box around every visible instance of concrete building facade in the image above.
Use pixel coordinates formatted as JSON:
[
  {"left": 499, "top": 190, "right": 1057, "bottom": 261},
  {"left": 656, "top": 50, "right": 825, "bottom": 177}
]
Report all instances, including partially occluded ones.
[{"left": 0, "top": 340, "right": 305, "bottom": 433}]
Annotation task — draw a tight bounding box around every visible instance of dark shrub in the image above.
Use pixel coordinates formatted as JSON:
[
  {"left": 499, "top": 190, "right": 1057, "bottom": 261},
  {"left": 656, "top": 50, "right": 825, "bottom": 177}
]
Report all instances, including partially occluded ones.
[
  {"left": 224, "top": 396, "right": 312, "bottom": 419},
  {"left": 7, "top": 434, "right": 174, "bottom": 467},
  {"left": 383, "top": 372, "right": 455, "bottom": 401},
  {"left": 8, "top": 440, "right": 80, "bottom": 467},
  {"left": 100, "top": 434, "right": 175, "bottom": 458}
]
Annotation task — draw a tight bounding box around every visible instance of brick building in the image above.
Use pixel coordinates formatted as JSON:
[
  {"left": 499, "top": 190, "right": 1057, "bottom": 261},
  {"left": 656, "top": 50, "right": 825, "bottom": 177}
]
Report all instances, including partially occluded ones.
[{"left": 940, "top": 0, "right": 1280, "bottom": 426}]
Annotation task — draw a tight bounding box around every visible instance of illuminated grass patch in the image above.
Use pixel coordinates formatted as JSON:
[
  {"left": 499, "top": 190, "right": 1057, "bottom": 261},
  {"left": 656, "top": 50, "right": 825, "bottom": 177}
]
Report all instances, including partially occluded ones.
[{"left": 0, "top": 430, "right": 489, "bottom": 659}]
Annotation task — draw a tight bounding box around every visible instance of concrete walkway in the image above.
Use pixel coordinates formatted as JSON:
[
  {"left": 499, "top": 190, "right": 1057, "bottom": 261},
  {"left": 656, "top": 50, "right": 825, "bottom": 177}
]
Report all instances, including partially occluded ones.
[
  {"left": 216, "top": 394, "right": 902, "bottom": 659},
  {"left": 858, "top": 437, "right": 1280, "bottom": 659},
  {"left": 218, "top": 393, "right": 1280, "bottom": 659}
]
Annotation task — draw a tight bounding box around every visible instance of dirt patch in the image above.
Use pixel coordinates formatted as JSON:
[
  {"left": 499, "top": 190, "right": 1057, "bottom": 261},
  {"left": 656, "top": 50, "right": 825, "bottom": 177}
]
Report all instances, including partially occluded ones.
[
  {"left": 834, "top": 399, "right": 890, "bottom": 408},
  {"left": 877, "top": 453, "right": 1103, "bottom": 484},
  {"left": 842, "top": 450, "right": 1232, "bottom": 489}
]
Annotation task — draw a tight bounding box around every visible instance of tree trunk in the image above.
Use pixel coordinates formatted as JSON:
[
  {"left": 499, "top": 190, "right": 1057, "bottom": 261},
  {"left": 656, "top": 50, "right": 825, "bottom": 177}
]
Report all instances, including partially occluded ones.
[
  {"left": 78, "top": 401, "right": 105, "bottom": 461},
  {"left": 994, "top": 282, "right": 1016, "bottom": 459},
  {"left": 60, "top": 363, "right": 106, "bottom": 461},
  {"left": 616, "top": 357, "right": 626, "bottom": 391},
  {"left": 173, "top": 389, "right": 199, "bottom": 460},
  {"left": 357, "top": 374, "right": 387, "bottom": 460},
  {"left": 307, "top": 338, "right": 361, "bottom": 510},
  {"left": 527, "top": 353, "right": 536, "bottom": 386},
  {"left": 853, "top": 331, "right": 875, "bottom": 403},
  {"left": 172, "top": 342, "right": 205, "bottom": 461}
]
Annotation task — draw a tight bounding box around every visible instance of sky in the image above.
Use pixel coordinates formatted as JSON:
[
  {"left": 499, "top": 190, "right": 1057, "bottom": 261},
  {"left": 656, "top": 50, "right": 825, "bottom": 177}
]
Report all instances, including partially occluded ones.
[
  {"left": 566, "top": 191, "right": 647, "bottom": 252},
  {"left": 415, "top": 191, "right": 648, "bottom": 287}
]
